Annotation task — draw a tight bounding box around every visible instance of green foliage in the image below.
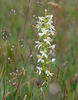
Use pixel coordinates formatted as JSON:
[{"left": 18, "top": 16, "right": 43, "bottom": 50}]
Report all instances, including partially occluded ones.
[{"left": 0, "top": 0, "right": 78, "bottom": 100}]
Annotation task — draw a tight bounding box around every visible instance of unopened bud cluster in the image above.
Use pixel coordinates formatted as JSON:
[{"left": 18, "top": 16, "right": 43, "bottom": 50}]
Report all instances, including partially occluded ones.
[{"left": 35, "top": 10, "right": 56, "bottom": 84}]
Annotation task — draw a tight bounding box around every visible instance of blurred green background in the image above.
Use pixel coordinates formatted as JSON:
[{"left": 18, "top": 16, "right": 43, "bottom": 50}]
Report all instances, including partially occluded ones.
[{"left": 0, "top": 0, "right": 78, "bottom": 100}]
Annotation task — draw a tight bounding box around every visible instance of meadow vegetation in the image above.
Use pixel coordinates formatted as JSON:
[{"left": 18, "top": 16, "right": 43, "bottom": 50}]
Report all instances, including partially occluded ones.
[{"left": 0, "top": 0, "right": 78, "bottom": 100}]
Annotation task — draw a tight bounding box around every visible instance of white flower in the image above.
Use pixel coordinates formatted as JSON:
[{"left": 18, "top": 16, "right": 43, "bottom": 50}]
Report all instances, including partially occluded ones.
[
  {"left": 52, "top": 58, "right": 56, "bottom": 63},
  {"left": 38, "top": 30, "right": 48, "bottom": 38},
  {"left": 36, "top": 22, "right": 42, "bottom": 31},
  {"left": 48, "top": 15, "right": 53, "bottom": 20},
  {"left": 42, "top": 30, "right": 48, "bottom": 36},
  {"left": 37, "top": 54, "right": 45, "bottom": 63},
  {"left": 35, "top": 41, "right": 42, "bottom": 49},
  {"left": 38, "top": 33, "right": 42, "bottom": 37},
  {"left": 50, "top": 25, "right": 55, "bottom": 30},
  {"left": 37, "top": 58, "right": 42, "bottom": 63},
  {"left": 50, "top": 44, "right": 56, "bottom": 49},
  {"left": 46, "top": 15, "right": 53, "bottom": 21},
  {"left": 47, "top": 37, "right": 52, "bottom": 41},
  {"left": 45, "top": 15, "right": 53, "bottom": 25},
  {"left": 36, "top": 66, "right": 42, "bottom": 75},
  {"left": 43, "top": 37, "right": 52, "bottom": 45},
  {"left": 40, "top": 51, "right": 48, "bottom": 58},
  {"left": 46, "top": 20, "right": 53, "bottom": 25},
  {"left": 43, "top": 39, "right": 51, "bottom": 45},
  {"left": 37, "top": 55, "right": 42, "bottom": 62},
  {"left": 46, "top": 70, "right": 54, "bottom": 76},
  {"left": 38, "top": 17, "right": 44, "bottom": 22}
]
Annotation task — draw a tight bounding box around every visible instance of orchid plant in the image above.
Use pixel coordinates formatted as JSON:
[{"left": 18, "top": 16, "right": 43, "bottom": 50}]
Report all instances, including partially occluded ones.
[{"left": 35, "top": 10, "right": 56, "bottom": 90}]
